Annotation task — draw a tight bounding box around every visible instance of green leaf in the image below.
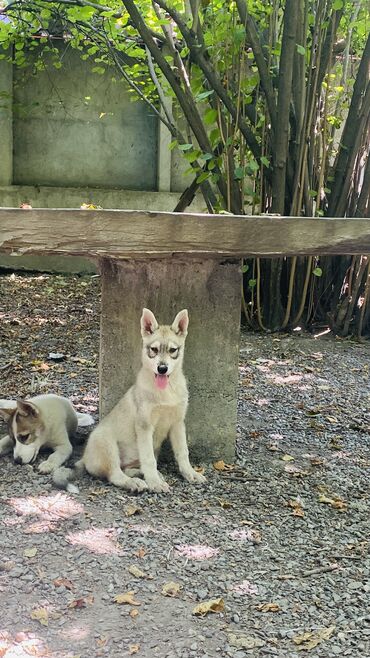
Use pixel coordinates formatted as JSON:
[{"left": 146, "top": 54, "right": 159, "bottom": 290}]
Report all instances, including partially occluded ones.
[
  {"left": 234, "top": 167, "right": 244, "bottom": 180},
  {"left": 204, "top": 108, "right": 218, "bottom": 125},
  {"left": 248, "top": 279, "right": 257, "bottom": 289},
  {"left": 333, "top": 0, "right": 343, "bottom": 9},
  {"left": 178, "top": 143, "right": 193, "bottom": 151},
  {"left": 169, "top": 140, "right": 178, "bottom": 151},
  {"left": 199, "top": 152, "right": 213, "bottom": 161},
  {"left": 196, "top": 171, "right": 211, "bottom": 184},
  {"left": 241, "top": 264, "right": 249, "bottom": 273},
  {"left": 313, "top": 267, "right": 323, "bottom": 277},
  {"left": 196, "top": 90, "right": 214, "bottom": 101},
  {"left": 260, "top": 156, "right": 270, "bottom": 167},
  {"left": 296, "top": 44, "right": 306, "bottom": 56}
]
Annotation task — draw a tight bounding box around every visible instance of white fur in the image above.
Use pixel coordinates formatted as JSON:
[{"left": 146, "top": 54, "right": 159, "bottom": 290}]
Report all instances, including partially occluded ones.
[{"left": 57, "top": 309, "right": 206, "bottom": 493}]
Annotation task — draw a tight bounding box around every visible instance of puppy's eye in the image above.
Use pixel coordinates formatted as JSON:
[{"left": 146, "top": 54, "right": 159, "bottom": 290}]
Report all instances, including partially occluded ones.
[
  {"left": 169, "top": 347, "right": 178, "bottom": 355},
  {"left": 18, "top": 434, "right": 30, "bottom": 444},
  {"left": 150, "top": 347, "right": 159, "bottom": 355}
]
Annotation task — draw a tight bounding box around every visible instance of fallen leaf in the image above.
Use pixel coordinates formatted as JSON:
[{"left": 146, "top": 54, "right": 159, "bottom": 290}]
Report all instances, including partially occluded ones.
[
  {"left": 53, "top": 577, "right": 74, "bottom": 590},
  {"left": 124, "top": 504, "right": 142, "bottom": 517},
  {"left": 228, "top": 633, "right": 265, "bottom": 650},
  {"left": 292, "top": 625, "right": 335, "bottom": 651},
  {"left": 256, "top": 602, "right": 281, "bottom": 612},
  {"left": 218, "top": 498, "right": 234, "bottom": 509},
  {"left": 192, "top": 598, "right": 224, "bottom": 616},
  {"left": 284, "top": 464, "right": 309, "bottom": 477},
  {"left": 310, "top": 457, "right": 325, "bottom": 466},
  {"left": 288, "top": 499, "right": 305, "bottom": 517},
  {"left": 68, "top": 595, "right": 94, "bottom": 608},
  {"left": 128, "top": 565, "right": 152, "bottom": 579},
  {"left": 161, "top": 581, "right": 182, "bottom": 598},
  {"left": 195, "top": 466, "right": 205, "bottom": 475},
  {"left": 129, "top": 644, "right": 140, "bottom": 655},
  {"left": 318, "top": 494, "right": 347, "bottom": 511},
  {"left": 213, "top": 460, "right": 235, "bottom": 471},
  {"left": 326, "top": 416, "right": 338, "bottom": 424},
  {"left": 281, "top": 454, "right": 295, "bottom": 462},
  {"left": 130, "top": 609, "right": 139, "bottom": 618},
  {"left": 30, "top": 607, "right": 49, "bottom": 626},
  {"left": 114, "top": 591, "right": 141, "bottom": 606},
  {"left": 135, "top": 547, "right": 147, "bottom": 559},
  {"left": 24, "top": 547, "right": 37, "bottom": 558}
]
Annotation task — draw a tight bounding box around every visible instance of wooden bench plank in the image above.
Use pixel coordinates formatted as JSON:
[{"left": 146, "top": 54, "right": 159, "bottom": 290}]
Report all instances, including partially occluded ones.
[{"left": 1, "top": 208, "right": 370, "bottom": 258}]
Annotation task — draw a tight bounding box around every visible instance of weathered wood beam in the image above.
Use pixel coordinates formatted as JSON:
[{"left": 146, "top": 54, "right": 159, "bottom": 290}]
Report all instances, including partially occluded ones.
[{"left": 0, "top": 208, "right": 370, "bottom": 258}]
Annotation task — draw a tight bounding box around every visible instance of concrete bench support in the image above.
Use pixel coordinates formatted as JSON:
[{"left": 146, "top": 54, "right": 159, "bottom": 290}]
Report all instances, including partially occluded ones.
[{"left": 99, "top": 257, "right": 242, "bottom": 462}]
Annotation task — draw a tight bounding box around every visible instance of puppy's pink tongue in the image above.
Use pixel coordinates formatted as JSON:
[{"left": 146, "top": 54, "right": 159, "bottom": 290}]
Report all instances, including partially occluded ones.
[{"left": 155, "top": 374, "right": 169, "bottom": 390}]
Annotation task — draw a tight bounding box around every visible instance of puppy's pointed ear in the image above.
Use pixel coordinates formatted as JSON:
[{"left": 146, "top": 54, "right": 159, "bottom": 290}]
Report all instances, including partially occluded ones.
[
  {"left": 16, "top": 400, "right": 39, "bottom": 418},
  {"left": 141, "top": 308, "right": 159, "bottom": 337},
  {"left": 171, "top": 309, "right": 189, "bottom": 336},
  {"left": 0, "top": 403, "right": 16, "bottom": 422}
]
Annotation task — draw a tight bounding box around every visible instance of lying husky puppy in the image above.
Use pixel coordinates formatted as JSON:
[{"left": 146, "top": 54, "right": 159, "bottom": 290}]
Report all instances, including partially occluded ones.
[
  {"left": 0, "top": 394, "right": 94, "bottom": 473},
  {"left": 56, "top": 308, "right": 206, "bottom": 493}
]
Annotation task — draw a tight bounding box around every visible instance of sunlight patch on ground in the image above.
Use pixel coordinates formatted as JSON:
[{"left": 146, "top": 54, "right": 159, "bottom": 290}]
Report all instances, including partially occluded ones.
[
  {"left": 6, "top": 493, "right": 84, "bottom": 533},
  {"left": 231, "top": 580, "right": 259, "bottom": 596},
  {"left": 0, "top": 630, "right": 71, "bottom": 658},
  {"left": 66, "top": 527, "right": 123, "bottom": 555},
  {"left": 175, "top": 544, "right": 220, "bottom": 560}
]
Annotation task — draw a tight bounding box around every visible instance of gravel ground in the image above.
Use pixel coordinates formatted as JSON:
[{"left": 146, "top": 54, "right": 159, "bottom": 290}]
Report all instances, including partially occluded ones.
[{"left": 0, "top": 272, "right": 369, "bottom": 658}]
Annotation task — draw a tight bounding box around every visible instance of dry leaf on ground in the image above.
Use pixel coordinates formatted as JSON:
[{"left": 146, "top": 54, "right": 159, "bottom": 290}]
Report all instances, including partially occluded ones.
[
  {"left": 161, "top": 581, "right": 182, "bottom": 598},
  {"left": 192, "top": 598, "right": 224, "bottom": 616},
  {"left": 53, "top": 577, "right": 74, "bottom": 590},
  {"left": 213, "top": 460, "right": 235, "bottom": 471},
  {"left": 30, "top": 607, "right": 49, "bottom": 626},
  {"left": 318, "top": 494, "right": 347, "bottom": 511},
  {"left": 288, "top": 499, "right": 305, "bottom": 517},
  {"left": 128, "top": 565, "right": 152, "bottom": 579},
  {"left": 292, "top": 625, "right": 335, "bottom": 651},
  {"left": 228, "top": 633, "right": 265, "bottom": 650},
  {"left": 68, "top": 595, "right": 94, "bottom": 609},
  {"left": 23, "top": 547, "right": 37, "bottom": 558},
  {"left": 129, "top": 644, "right": 140, "bottom": 655},
  {"left": 130, "top": 609, "right": 139, "bottom": 619},
  {"left": 124, "top": 505, "right": 142, "bottom": 517},
  {"left": 114, "top": 591, "right": 141, "bottom": 606},
  {"left": 256, "top": 602, "right": 281, "bottom": 612},
  {"left": 281, "top": 454, "right": 295, "bottom": 462}
]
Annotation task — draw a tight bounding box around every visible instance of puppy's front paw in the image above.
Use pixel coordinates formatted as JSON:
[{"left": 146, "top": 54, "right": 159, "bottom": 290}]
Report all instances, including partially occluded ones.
[
  {"left": 38, "top": 461, "right": 54, "bottom": 474},
  {"left": 145, "top": 477, "right": 171, "bottom": 493},
  {"left": 183, "top": 468, "right": 207, "bottom": 485},
  {"left": 129, "top": 477, "right": 148, "bottom": 493}
]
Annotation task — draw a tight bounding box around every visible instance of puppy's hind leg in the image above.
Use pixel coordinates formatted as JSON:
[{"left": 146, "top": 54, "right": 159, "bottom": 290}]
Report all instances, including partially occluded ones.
[{"left": 97, "top": 442, "right": 147, "bottom": 493}]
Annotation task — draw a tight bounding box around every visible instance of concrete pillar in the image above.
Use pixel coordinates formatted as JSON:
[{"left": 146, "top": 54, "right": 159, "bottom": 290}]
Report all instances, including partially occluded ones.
[
  {"left": 99, "top": 257, "right": 241, "bottom": 463},
  {"left": 0, "top": 57, "right": 13, "bottom": 186}
]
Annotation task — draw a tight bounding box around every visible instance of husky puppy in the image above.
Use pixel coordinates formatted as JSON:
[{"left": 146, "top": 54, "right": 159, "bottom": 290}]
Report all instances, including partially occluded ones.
[
  {"left": 56, "top": 308, "right": 206, "bottom": 494},
  {"left": 0, "top": 394, "right": 94, "bottom": 473}
]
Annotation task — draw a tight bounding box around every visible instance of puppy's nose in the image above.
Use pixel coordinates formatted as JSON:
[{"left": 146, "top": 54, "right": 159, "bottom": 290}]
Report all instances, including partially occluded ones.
[
  {"left": 157, "top": 364, "right": 168, "bottom": 375},
  {"left": 14, "top": 457, "right": 23, "bottom": 465}
]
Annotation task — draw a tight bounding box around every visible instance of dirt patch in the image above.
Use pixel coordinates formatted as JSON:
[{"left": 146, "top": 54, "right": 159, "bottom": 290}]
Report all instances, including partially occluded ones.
[{"left": 0, "top": 273, "right": 369, "bottom": 657}]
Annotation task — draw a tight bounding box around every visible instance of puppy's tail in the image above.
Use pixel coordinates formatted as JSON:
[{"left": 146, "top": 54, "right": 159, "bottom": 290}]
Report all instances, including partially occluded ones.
[
  {"left": 53, "top": 459, "right": 86, "bottom": 494},
  {"left": 76, "top": 412, "right": 95, "bottom": 428}
]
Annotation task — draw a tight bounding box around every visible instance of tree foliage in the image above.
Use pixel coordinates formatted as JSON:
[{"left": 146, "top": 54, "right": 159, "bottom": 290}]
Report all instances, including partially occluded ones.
[{"left": 1, "top": 0, "right": 369, "bottom": 333}]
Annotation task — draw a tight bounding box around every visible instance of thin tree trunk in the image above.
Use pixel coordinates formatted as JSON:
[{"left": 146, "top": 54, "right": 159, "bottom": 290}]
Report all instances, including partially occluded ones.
[{"left": 271, "top": 0, "right": 299, "bottom": 213}]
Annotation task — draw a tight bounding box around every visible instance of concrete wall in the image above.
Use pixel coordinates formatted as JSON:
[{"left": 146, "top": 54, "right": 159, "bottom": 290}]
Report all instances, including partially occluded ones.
[
  {"left": 12, "top": 49, "right": 158, "bottom": 190},
  {"left": 0, "top": 47, "right": 207, "bottom": 273}
]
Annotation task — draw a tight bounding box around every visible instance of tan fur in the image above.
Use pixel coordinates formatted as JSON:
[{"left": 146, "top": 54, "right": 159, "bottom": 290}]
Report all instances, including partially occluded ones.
[
  {"left": 0, "top": 394, "right": 93, "bottom": 473},
  {"left": 69, "top": 308, "right": 206, "bottom": 493}
]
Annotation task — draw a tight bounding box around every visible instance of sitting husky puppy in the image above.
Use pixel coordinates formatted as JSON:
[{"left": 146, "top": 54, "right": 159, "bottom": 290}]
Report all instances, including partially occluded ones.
[
  {"left": 56, "top": 308, "right": 206, "bottom": 494},
  {"left": 0, "top": 394, "right": 93, "bottom": 473}
]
